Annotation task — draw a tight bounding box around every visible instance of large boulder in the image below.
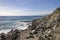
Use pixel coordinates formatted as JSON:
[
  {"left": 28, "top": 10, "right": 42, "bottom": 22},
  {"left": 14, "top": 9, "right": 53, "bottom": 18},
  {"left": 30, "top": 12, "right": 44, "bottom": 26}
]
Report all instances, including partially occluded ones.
[
  {"left": 0, "top": 33, "right": 6, "bottom": 40},
  {"left": 6, "top": 29, "right": 20, "bottom": 40}
]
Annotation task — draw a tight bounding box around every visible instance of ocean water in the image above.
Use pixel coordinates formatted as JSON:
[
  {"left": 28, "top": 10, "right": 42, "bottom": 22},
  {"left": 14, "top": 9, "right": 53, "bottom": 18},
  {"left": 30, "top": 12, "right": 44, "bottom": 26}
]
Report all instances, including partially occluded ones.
[{"left": 0, "top": 16, "right": 43, "bottom": 33}]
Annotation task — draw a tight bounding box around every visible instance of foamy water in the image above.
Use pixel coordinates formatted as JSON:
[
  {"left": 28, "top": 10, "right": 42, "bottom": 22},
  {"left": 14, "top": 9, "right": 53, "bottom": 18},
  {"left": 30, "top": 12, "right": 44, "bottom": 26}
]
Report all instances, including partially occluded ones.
[
  {"left": 0, "top": 16, "right": 42, "bottom": 33},
  {"left": 0, "top": 21, "right": 32, "bottom": 33},
  {"left": 0, "top": 29, "right": 11, "bottom": 34}
]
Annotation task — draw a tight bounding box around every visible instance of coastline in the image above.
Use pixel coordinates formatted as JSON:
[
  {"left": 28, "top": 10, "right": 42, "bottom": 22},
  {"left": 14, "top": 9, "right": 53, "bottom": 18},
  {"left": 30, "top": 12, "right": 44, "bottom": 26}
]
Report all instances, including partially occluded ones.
[{"left": 0, "top": 8, "right": 60, "bottom": 40}]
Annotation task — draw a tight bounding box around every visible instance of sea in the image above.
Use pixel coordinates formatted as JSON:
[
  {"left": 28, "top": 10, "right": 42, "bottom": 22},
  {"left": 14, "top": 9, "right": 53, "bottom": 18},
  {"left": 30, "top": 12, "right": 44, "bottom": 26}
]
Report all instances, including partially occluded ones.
[{"left": 0, "top": 16, "right": 43, "bottom": 33}]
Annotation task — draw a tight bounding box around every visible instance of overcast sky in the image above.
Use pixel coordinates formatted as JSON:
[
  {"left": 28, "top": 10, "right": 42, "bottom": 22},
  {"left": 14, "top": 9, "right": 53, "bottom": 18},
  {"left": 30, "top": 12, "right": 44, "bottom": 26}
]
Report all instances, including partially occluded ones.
[{"left": 0, "top": 0, "right": 60, "bottom": 16}]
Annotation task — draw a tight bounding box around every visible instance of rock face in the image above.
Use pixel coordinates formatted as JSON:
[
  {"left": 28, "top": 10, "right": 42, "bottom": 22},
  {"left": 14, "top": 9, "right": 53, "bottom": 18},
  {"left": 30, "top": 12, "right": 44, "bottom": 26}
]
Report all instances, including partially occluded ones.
[
  {"left": 31, "top": 8, "right": 60, "bottom": 40},
  {"left": 0, "top": 29, "right": 20, "bottom": 40}
]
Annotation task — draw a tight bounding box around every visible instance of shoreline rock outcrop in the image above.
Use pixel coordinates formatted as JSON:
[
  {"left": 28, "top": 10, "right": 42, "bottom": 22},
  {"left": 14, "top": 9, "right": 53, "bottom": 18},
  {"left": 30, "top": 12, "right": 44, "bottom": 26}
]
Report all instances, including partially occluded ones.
[{"left": 0, "top": 29, "right": 20, "bottom": 40}]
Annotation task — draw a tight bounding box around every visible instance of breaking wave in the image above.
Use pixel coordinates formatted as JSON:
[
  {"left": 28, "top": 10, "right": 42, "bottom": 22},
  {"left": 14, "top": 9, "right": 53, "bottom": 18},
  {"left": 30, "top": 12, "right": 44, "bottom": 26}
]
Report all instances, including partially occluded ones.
[{"left": 0, "top": 21, "right": 32, "bottom": 33}]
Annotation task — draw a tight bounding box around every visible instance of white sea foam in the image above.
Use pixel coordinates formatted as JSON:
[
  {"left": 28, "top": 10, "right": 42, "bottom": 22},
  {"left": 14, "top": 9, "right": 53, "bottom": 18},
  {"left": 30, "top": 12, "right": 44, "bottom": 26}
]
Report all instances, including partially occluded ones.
[
  {"left": 0, "top": 21, "right": 32, "bottom": 33},
  {"left": 0, "top": 29, "right": 11, "bottom": 34}
]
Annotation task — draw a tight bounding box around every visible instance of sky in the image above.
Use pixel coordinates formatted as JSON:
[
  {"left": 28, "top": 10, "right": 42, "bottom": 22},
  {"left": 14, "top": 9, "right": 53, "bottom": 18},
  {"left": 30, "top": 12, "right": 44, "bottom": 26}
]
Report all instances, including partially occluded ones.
[{"left": 0, "top": 0, "right": 60, "bottom": 16}]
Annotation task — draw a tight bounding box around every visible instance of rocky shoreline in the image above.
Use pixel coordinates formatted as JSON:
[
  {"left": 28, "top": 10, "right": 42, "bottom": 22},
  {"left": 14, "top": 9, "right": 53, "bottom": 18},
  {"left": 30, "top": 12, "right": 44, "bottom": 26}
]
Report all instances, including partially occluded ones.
[
  {"left": 0, "top": 8, "right": 60, "bottom": 40},
  {"left": 0, "top": 29, "right": 20, "bottom": 40}
]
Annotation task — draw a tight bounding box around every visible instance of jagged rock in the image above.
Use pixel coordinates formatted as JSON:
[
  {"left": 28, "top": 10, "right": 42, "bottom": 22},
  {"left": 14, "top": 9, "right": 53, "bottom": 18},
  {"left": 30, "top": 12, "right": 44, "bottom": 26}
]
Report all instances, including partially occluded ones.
[
  {"left": 0, "top": 29, "right": 20, "bottom": 40},
  {"left": 0, "top": 33, "right": 6, "bottom": 40},
  {"left": 6, "top": 29, "right": 20, "bottom": 40}
]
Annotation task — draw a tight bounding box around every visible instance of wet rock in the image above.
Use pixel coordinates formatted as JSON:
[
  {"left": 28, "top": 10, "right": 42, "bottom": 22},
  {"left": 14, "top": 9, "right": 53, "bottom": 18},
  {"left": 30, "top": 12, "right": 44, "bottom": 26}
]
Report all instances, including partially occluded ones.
[
  {"left": 0, "top": 29, "right": 20, "bottom": 40},
  {"left": 0, "top": 33, "right": 6, "bottom": 40},
  {"left": 6, "top": 29, "right": 20, "bottom": 40}
]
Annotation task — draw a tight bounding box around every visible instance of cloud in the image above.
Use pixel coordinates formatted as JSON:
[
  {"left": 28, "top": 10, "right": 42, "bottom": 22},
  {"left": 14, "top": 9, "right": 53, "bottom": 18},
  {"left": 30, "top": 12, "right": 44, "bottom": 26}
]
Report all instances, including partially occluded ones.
[{"left": 0, "top": 6, "right": 52, "bottom": 16}]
